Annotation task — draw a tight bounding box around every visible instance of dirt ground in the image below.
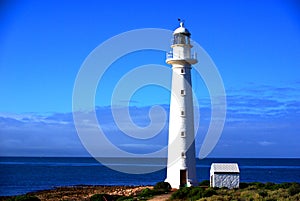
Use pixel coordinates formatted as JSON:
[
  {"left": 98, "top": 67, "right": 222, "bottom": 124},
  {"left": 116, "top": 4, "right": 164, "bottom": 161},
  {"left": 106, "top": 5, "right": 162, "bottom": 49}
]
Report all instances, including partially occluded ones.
[{"left": 147, "top": 193, "right": 173, "bottom": 201}]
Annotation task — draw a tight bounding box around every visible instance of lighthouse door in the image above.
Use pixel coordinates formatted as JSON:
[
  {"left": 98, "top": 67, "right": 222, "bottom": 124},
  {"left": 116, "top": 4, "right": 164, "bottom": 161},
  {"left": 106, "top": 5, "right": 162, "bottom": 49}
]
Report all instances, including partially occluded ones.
[{"left": 180, "top": 170, "right": 187, "bottom": 187}]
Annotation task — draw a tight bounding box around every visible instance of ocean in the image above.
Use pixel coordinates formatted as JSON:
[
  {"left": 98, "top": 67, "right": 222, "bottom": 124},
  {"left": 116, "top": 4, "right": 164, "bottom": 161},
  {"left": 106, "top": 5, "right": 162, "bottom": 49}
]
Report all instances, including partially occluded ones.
[{"left": 0, "top": 157, "right": 299, "bottom": 196}]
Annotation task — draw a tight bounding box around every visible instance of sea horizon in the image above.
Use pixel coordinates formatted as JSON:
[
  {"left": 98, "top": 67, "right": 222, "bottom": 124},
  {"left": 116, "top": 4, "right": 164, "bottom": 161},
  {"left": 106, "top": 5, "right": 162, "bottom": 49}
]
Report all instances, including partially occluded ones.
[{"left": 1, "top": 157, "right": 300, "bottom": 196}]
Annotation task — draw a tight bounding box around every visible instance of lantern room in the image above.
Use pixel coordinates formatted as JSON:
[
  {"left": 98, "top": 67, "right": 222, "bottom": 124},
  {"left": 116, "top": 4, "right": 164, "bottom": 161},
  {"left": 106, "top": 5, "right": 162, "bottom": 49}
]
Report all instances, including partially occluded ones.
[
  {"left": 173, "top": 22, "right": 191, "bottom": 46},
  {"left": 166, "top": 22, "right": 197, "bottom": 65}
]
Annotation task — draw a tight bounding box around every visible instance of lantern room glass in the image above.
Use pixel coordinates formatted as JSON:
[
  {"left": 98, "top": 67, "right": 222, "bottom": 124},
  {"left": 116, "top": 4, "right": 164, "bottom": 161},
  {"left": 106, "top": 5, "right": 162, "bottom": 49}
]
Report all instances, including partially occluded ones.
[{"left": 173, "top": 33, "right": 190, "bottom": 45}]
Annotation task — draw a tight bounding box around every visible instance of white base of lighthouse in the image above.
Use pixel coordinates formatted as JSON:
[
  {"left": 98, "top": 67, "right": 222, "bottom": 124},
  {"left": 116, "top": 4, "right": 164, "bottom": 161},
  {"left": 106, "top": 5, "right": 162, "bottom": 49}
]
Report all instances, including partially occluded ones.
[{"left": 165, "top": 149, "right": 198, "bottom": 188}]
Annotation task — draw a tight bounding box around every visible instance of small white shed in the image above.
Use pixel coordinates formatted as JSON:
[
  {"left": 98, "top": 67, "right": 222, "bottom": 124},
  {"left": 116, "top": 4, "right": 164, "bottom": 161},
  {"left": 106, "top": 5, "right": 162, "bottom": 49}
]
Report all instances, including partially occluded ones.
[{"left": 210, "top": 163, "right": 240, "bottom": 189}]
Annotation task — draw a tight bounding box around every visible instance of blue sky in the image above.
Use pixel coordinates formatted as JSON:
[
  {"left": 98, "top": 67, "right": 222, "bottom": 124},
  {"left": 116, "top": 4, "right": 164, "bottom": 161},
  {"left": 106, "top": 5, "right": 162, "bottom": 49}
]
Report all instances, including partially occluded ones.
[{"left": 0, "top": 0, "right": 300, "bottom": 157}]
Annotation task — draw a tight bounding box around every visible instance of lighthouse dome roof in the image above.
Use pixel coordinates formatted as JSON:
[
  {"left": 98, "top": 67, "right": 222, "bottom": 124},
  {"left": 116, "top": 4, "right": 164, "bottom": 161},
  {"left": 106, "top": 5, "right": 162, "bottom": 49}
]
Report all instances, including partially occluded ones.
[{"left": 173, "top": 22, "right": 191, "bottom": 36}]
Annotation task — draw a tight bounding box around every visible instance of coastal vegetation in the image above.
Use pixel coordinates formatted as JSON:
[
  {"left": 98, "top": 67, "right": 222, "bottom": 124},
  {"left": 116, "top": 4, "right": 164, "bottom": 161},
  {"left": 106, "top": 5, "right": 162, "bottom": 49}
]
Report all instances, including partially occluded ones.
[
  {"left": 170, "top": 181, "right": 300, "bottom": 201},
  {"left": 1, "top": 181, "right": 300, "bottom": 201}
]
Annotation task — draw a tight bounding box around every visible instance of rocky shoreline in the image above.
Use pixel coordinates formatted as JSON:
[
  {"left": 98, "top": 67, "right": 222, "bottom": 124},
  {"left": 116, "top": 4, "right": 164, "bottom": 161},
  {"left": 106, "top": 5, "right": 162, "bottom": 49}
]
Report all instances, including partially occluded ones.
[{"left": 0, "top": 185, "right": 152, "bottom": 201}]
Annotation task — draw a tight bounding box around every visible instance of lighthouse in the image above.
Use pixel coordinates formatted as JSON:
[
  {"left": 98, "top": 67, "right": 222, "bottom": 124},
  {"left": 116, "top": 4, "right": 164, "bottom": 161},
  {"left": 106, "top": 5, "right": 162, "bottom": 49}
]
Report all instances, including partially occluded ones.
[{"left": 165, "top": 22, "right": 198, "bottom": 188}]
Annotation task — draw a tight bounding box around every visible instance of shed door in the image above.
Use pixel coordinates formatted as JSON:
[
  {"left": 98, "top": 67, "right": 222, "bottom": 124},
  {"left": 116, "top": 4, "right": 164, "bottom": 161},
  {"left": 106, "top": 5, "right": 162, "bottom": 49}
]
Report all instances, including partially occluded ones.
[{"left": 180, "top": 169, "right": 187, "bottom": 187}]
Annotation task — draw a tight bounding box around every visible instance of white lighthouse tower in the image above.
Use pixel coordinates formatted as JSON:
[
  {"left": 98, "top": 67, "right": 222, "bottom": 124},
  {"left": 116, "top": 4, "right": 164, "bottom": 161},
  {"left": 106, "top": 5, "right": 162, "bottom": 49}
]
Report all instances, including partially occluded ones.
[{"left": 165, "top": 22, "right": 198, "bottom": 188}]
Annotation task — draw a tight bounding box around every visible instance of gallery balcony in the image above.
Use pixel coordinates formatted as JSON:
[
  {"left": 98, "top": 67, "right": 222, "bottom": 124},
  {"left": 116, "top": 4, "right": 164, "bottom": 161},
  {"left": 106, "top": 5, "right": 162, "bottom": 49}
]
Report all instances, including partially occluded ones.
[{"left": 166, "top": 52, "right": 198, "bottom": 65}]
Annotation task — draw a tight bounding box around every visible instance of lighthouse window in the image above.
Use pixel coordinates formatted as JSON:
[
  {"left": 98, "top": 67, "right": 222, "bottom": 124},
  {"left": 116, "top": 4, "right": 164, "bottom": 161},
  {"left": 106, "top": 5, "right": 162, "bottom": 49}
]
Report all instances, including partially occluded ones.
[
  {"left": 181, "top": 152, "right": 185, "bottom": 158},
  {"left": 181, "top": 90, "right": 185, "bottom": 96},
  {"left": 181, "top": 110, "right": 185, "bottom": 116},
  {"left": 181, "top": 131, "right": 186, "bottom": 137},
  {"left": 180, "top": 68, "right": 185, "bottom": 74}
]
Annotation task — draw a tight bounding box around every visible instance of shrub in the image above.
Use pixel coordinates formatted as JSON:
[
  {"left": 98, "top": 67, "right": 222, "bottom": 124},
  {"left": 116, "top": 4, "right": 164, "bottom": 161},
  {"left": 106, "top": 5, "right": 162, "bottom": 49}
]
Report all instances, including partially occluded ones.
[
  {"left": 202, "top": 188, "right": 217, "bottom": 197},
  {"left": 264, "top": 182, "right": 281, "bottom": 190},
  {"left": 265, "top": 199, "right": 277, "bottom": 201},
  {"left": 171, "top": 186, "right": 217, "bottom": 200},
  {"left": 199, "top": 180, "right": 210, "bottom": 186},
  {"left": 153, "top": 181, "right": 171, "bottom": 193},
  {"left": 252, "top": 182, "right": 265, "bottom": 188},
  {"left": 90, "top": 194, "right": 115, "bottom": 201},
  {"left": 138, "top": 188, "right": 154, "bottom": 198},
  {"left": 188, "top": 187, "right": 205, "bottom": 201},
  {"left": 116, "top": 196, "right": 134, "bottom": 201},
  {"left": 170, "top": 187, "right": 190, "bottom": 200},
  {"left": 258, "top": 190, "right": 268, "bottom": 197},
  {"left": 188, "top": 187, "right": 204, "bottom": 197},
  {"left": 278, "top": 182, "right": 292, "bottom": 189},
  {"left": 288, "top": 183, "right": 300, "bottom": 196},
  {"left": 239, "top": 182, "right": 250, "bottom": 189}
]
